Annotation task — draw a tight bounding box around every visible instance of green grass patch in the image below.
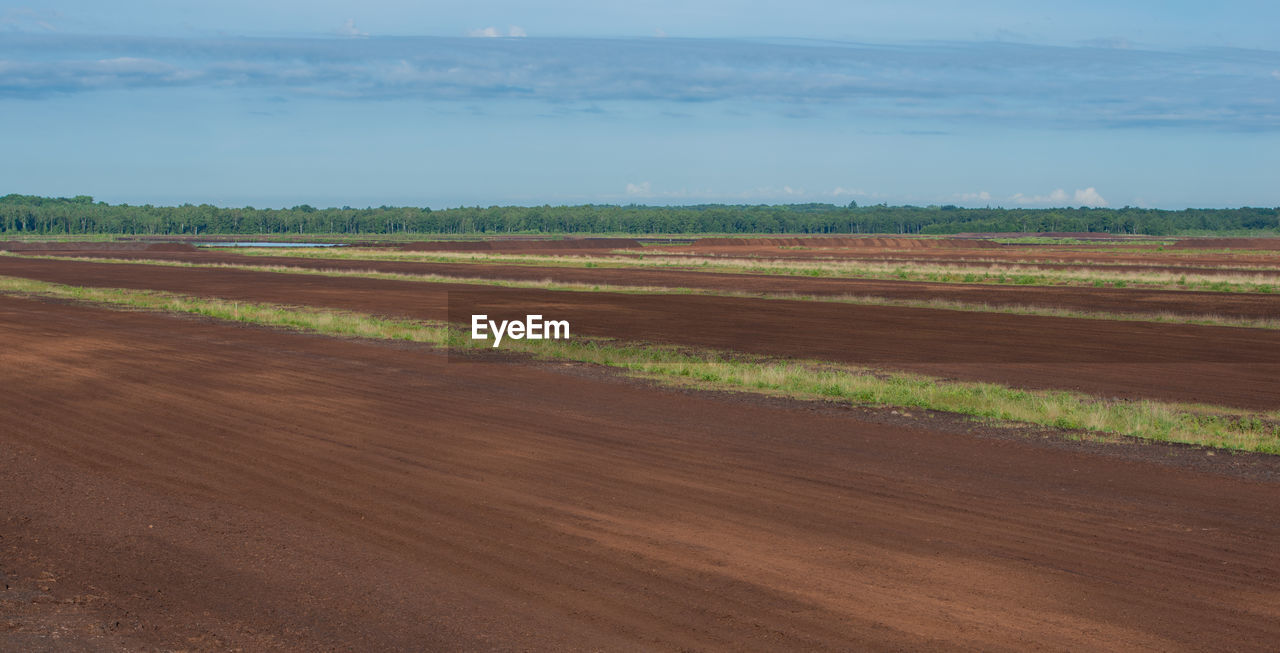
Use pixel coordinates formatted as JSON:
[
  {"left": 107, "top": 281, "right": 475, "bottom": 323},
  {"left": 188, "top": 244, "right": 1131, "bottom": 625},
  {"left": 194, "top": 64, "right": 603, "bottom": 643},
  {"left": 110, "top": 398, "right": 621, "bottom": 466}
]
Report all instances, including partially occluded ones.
[{"left": 0, "top": 275, "right": 446, "bottom": 345}]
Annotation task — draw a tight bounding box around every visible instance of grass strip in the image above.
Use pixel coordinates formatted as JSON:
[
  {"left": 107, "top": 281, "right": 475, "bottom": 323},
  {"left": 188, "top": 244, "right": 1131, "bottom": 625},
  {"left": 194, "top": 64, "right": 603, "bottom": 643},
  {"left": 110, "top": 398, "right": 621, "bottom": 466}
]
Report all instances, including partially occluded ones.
[
  {"left": 2, "top": 274, "right": 1278, "bottom": 454},
  {"left": 7, "top": 251, "right": 1280, "bottom": 331},
  {"left": 236, "top": 247, "right": 1280, "bottom": 294},
  {"left": 0, "top": 275, "right": 445, "bottom": 344}
]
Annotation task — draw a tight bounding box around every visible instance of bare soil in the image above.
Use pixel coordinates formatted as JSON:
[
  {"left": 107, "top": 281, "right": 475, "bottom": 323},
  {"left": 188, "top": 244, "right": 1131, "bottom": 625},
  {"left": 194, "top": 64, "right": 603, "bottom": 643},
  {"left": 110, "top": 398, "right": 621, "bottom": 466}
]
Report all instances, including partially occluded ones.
[
  {"left": 643, "top": 240, "right": 1280, "bottom": 267},
  {"left": 3, "top": 256, "right": 1280, "bottom": 409},
  {"left": 2, "top": 294, "right": 1279, "bottom": 650},
  {"left": 43, "top": 248, "right": 1280, "bottom": 321}
]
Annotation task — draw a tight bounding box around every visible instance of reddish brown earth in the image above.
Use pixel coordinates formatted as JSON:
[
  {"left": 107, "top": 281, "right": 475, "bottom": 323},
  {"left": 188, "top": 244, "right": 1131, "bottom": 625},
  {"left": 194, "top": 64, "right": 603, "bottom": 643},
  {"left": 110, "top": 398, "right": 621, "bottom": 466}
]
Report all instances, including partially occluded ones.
[
  {"left": 3, "top": 256, "right": 1280, "bottom": 410},
  {"left": 688, "top": 237, "right": 1003, "bottom": 248},
  {"left": 0, "top": 241, "right": 197, "bottom": 252},
  {"left": 861, "top": 258, "right": 1280, "bottom": 276},
  {"left": 10, "top": 237, "right": 1280, "bottom": 268},
  {"left": 3, "top": 294, "right": 1279, "bottom": 650},
  {"left": 391, "top": 237, "right": 641, "bottom": 253},
  {"left": 643, "top": 242, "right": 1280, "bottom": 267},
  {"left": 1170, "top": 238, "right": 1280, "bottom": 250},
  {"left": 647, "top": 244, "right": 1280, "bottom": 265},
  {"left": 953, "top": 232, "right": 1162, "bottom": 240},
  {"left": 47, "top": 244, "right": 1280, "bottom": 281},
  {"left": 37, "top": 249, "right": 1280, "bottom": 321},
  {"left": 770, "top": 257, "right": 1280, "bottom": 276}
]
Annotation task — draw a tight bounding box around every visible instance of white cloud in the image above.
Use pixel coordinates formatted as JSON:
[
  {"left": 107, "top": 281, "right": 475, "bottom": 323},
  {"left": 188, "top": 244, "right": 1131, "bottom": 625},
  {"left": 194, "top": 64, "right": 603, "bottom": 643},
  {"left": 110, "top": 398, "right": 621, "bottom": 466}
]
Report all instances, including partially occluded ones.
[
  {"left": 1073, "top": 187, "right": 1108, "bottom": 207},
  {"left": 621, "top": 183, "right": 817, "bottom": 201},
  {"left": 468, "top": 26, "right": 526, "bottom": 38},
  {"left": 958, "top": 191, "right": 991, "bottom": 202},
  {"left": 1012, "top": 189, "right": 1066, "bottom": 205},
  {"left": 625, "top": 181, "right": 652, "bottom": 196},
  {"left": 8, "top": 36, "right": 1276, "bottom": 131},
  {"left": 1011, "top": 187, "right": 1107, "bottom": 207},
  {"left": 831, "top": 187, "right": 868, "bottom": 197},
  {"left": 654, "top": 28, "right": 667, "bottom": 38},
  {"left": 336, "top": 19, "right": 367, "bottom": 38}
]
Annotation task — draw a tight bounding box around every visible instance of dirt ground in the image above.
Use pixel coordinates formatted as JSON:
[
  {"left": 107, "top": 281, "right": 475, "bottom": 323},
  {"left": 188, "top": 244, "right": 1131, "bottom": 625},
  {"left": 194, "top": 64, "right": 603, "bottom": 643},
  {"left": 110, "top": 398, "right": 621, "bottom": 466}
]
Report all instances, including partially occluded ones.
[
  {"left": 3, "top": 294, "right": 1279, "bottom": 651},
  {"left": 643, "top": 241, "right": 1280, "bottom": 267},
  {"left": 41, "top": 248, "right": 1280, "bottom": 321},
  {"left": 3, "top": 256, "right": 1280, "bottom": 409}
]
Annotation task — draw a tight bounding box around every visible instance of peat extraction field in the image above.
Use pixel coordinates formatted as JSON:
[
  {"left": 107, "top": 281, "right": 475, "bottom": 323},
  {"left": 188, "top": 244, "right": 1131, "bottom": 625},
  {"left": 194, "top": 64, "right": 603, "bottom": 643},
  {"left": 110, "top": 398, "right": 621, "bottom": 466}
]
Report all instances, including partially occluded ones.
[{"left": 3, "top": 235, "right": 1280, "bottom": 650}]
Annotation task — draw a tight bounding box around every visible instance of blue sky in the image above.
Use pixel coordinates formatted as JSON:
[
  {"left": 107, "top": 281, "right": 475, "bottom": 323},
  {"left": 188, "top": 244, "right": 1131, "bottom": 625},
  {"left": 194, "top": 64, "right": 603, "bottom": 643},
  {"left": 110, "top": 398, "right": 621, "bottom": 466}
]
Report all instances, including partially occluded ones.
[{"left": 2, "top": 2, "right": 1278, "bottom": 209}]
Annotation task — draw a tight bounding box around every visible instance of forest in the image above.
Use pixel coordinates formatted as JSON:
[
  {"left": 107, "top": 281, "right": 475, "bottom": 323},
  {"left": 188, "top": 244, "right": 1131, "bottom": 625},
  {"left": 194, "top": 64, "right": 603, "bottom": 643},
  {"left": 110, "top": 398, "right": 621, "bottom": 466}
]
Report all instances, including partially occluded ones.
[{"left": 2, "top": 194, "right": 1277, "bottom": 236}]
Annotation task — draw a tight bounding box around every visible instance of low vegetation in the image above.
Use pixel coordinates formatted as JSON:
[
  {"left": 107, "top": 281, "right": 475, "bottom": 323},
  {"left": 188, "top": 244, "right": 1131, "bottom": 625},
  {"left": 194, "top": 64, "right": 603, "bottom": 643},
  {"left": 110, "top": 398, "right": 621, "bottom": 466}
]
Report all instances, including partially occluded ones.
[
  {"left": 0, "top": 275, "right": 443, "bottom": 344},
  {"left": 243, "top": 247, "right": 1280, "bottom": 293},
  {"left": 3, "top": 274, "right": 1277, "bottom": 454},
  {"left": 989, "top": 237, "right": 1176, "bottom": 246},
  {"left": 8, "top": 252, "right": 1280, "bottom": 330}
]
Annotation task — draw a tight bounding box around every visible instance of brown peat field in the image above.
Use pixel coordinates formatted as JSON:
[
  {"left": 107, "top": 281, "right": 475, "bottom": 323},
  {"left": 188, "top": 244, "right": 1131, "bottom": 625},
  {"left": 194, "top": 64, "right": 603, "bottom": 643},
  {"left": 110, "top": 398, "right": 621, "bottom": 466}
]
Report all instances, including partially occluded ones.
[{"left": 3, "top": 234, "right": 1280, "bottom": 651}]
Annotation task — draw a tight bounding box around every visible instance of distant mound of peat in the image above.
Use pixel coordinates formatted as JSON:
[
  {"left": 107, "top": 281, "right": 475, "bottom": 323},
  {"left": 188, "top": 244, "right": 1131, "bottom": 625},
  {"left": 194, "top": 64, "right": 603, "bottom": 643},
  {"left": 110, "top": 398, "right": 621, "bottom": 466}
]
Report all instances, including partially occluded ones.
[
  {"left": 1170, "top": 238, "right": 1280, "bottom": 250},
  {"left": 395, "top": 238, "right": 641, "bottom": 252},
  {"left": 690, "top": 237, "right": 1001, "bottom": 249},
  {"left": 0, "top": 241, "right": 197, "bottom": 252}
]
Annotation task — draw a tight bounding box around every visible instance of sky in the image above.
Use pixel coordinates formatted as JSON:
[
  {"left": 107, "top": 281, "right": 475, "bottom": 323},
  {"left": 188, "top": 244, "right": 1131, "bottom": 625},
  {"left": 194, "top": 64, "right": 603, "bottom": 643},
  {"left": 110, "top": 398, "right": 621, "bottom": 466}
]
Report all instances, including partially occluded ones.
[{"left": 2, "top": 2, "right": 1278, "bottom": 209}]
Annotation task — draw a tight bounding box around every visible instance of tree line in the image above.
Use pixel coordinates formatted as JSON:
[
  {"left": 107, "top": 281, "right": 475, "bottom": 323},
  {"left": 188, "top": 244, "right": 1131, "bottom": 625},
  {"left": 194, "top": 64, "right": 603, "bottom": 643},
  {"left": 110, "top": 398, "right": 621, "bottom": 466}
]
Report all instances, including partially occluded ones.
[{"left": 2, "top": 195, "right": 1277, "bottom": 236}]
